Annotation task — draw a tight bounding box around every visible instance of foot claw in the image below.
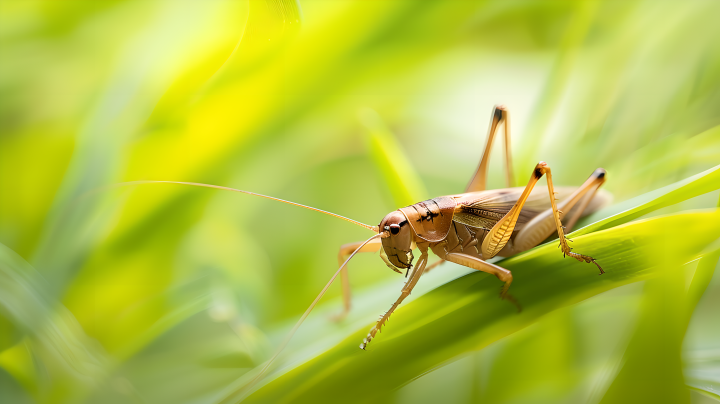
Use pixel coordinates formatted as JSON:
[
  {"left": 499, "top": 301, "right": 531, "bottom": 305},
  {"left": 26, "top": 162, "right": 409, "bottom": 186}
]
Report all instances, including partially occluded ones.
[
  {"left": 500, "top": 289, "right": 522, "bottom": 312},
  {"left": 592, "top": 259, "right": 605, "bottom": 275},
  {"left": 501, "top": 293, "right": 522, "bottom": 312}
]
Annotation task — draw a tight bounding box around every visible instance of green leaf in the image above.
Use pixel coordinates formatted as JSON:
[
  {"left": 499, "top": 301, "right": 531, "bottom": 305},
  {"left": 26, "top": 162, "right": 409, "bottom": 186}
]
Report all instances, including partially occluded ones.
[
  {"left": 246, "top": 209, "right": 720, "bottom": 403},
  {"left": 572, "top": 163, "right": 720, "bottom": 237},
  {"left": 0, "top": 242, "right": 108, "bottom": 398}
]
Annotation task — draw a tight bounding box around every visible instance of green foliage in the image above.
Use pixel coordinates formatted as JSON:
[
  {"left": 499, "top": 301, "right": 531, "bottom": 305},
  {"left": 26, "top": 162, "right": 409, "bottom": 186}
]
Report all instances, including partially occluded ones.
[{"left": 1, "top": 1, "right": 719, "bottom": 403}]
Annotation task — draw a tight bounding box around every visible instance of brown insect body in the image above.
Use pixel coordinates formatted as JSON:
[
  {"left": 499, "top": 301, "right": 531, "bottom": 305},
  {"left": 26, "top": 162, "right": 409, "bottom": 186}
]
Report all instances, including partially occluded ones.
[{"left": 381, "top": 185, "right": 605, "bottom": 271}]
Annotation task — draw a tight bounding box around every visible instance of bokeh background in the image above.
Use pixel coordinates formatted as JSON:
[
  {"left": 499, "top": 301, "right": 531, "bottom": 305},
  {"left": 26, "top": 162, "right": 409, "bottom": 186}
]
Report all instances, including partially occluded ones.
[{"left": 1, "top": 1, "right": 719, "bottom": 403}]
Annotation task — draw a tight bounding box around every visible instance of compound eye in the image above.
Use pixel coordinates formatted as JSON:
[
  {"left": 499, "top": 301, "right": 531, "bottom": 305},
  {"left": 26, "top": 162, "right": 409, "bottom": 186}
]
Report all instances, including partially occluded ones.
[{"left": 389, "top": 224, "right": 401, "bottom": 235}]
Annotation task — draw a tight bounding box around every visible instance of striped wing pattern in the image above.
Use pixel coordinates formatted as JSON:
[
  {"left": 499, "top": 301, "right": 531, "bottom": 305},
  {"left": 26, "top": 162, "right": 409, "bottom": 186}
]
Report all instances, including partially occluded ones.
[
  {"left": 455, "top": 188, "right": 558, "bottom": 229},
  {"left": 453, "top": 187, "right": 574, "bottom": 257}
]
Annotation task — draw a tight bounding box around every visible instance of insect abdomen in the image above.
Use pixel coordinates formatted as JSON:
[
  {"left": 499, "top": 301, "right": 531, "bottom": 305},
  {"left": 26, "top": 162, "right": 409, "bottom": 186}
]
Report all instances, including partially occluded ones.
[{"left": 430, "top": 221, "right": 489, "bottom": 259}]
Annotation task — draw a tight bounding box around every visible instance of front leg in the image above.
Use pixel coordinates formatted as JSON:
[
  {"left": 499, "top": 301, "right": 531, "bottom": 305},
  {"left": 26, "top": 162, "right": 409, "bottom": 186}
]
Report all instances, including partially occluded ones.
[
  {"left": 333, "top": 238, "right": 383, "bottom": 321},
  {"left": 360, "top": 247, "right": 429, "bottom": 350}
]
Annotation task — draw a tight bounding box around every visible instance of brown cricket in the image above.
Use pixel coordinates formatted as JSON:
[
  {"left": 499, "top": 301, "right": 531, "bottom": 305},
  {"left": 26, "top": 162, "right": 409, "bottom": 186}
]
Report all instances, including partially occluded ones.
[
  {"left": 337, "top": 105, "right": 608, "bottom": 349},
  {"left": 122, "top": 105, "right": 608, "bottom": 387}
]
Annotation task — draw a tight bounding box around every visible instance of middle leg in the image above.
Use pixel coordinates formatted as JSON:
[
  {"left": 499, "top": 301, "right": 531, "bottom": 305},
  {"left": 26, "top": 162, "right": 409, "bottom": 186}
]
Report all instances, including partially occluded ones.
[
  {"left": 422, "top": 259, "right": 445, "bottom": 274},
  {"left": 444, "top": 253, "right": 520, "bottom": 311}
]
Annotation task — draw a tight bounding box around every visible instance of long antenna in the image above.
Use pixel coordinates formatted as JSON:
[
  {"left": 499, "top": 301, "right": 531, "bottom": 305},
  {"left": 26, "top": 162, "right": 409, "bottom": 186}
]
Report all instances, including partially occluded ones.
[
  {"left": 98, "top": 180, "right": 379, "bottom": 232},
  {"left": 234, "top": 232, "right": 385, "bottom": 402}
]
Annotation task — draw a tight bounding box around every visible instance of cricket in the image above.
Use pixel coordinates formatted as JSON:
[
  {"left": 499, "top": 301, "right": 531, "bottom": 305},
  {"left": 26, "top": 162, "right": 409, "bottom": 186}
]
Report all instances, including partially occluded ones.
[{"left": 120, "top": 104, "right": 608, "bottom": 384}]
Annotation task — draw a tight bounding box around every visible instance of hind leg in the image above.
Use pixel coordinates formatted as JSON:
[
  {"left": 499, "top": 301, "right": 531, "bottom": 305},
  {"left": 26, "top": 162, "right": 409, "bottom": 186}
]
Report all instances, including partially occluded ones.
[
  {"left": 481, "top": 162, "right": 604, "bottom": 274},
  {"left": 511, "top": 168, "right": 606, "bottom": 254},
  {"left": 466, "top": 105, "right": 514, "bottom": 192}
]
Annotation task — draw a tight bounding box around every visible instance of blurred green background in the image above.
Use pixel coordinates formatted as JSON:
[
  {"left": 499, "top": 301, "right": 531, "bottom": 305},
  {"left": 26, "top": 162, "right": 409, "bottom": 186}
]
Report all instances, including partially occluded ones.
[{"left": 1, "top": 1, "right": 719, "bottom": 403}]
